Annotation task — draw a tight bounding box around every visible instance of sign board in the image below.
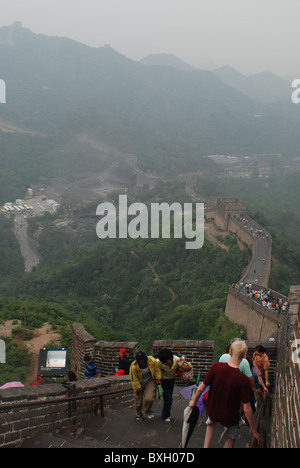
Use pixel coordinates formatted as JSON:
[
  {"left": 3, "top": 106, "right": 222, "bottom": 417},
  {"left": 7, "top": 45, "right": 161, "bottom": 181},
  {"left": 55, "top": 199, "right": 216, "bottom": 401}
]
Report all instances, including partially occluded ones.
[{"left": 37, "top": 349, "right": 68, "bottom": 377}]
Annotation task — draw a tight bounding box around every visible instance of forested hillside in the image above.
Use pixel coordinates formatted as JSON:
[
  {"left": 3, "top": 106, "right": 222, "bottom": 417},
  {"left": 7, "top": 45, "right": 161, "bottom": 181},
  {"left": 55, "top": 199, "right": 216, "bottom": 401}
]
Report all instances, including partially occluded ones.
[{"left": 0, "top": 210, "right": 250, "bottom": 355}]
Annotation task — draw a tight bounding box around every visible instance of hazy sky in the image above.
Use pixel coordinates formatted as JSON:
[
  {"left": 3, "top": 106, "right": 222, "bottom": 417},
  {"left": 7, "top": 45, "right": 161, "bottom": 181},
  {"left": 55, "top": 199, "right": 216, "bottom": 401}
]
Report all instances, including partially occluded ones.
[{"left": 0, "top": 0, "right": 299, "bottom": 76}]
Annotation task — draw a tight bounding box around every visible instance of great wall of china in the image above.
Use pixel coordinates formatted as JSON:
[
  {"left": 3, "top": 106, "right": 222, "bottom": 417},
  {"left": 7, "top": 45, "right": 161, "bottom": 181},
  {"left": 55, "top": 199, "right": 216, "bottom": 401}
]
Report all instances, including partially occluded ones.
[{"left": 0, "top": 198, "right": 299, "bottom": 448}]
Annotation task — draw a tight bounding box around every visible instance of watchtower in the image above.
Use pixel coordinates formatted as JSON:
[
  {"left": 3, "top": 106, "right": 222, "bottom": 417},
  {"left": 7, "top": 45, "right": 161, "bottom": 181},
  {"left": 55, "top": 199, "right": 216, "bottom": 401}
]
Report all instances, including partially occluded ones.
[{"left": 216, "top": 198, "right": 247, "bottom": 230}]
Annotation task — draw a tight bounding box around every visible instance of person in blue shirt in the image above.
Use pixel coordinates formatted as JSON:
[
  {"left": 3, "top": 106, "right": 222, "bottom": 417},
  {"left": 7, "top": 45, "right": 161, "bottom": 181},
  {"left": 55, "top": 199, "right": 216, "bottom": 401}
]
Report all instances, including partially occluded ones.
[{"left": 84, "top": 354, "right": 101, "bottom": 379}]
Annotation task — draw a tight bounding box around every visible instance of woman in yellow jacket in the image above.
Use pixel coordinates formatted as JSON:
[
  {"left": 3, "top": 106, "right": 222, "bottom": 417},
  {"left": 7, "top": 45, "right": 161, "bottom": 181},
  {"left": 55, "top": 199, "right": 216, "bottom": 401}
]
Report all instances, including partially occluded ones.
[{"left": 129, "top": 352, "right": 161, "bottom": 420}]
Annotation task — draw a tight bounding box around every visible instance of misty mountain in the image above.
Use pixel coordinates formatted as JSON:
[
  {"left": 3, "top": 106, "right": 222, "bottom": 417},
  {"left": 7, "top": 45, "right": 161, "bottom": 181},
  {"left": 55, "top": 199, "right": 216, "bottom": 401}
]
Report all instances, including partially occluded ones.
[
  {"left": 213, "top": 65, "right": 291, "bottom": 103},
  {"left": 140, "top": 55, "right": 291, "bottom": 104},
  {"left": 140, "top": 53, "right": 198, "bottom": 71},
  {"left": 1, "top": 23, "right": 300, "bottom": 198}
]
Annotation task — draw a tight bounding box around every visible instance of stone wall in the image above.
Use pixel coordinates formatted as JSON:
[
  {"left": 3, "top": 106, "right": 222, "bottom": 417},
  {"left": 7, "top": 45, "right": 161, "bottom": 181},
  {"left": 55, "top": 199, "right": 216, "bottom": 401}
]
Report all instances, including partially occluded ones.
[
  {"left": 71, "top": 325, "right": 276, "bottom": 387},
  {"left": 71, "top": 323, "right": 96, "bottom": 380},
  {"left": 227, "top": 215, "right": 272, "bottom": 287},
  {"left": 0, "top": 323, "right": 291, "bottom": 448},
  {"left": 212, "top": 196, "right": 284, "bottom": 348},
  {"left": 216, "top": 198, "right": 247, "bottom": 229},
  {"left": 246, "top": 341, "right": 277, "bottom": 387},
  {"left": 0, "top": 375, "right": 133, "bottom": 448},
  {"left": 271, "top": 285, "right": 300, "bottom": 448},
  {"left": 71, "top": 323, "right": 140, "bottom": 380},
  {"left": 225, "top": 287, "right": 285, "bottom": 341},
  {"left": 206, "top": 198, "right": 272, "bottom": 287},
  {"left": 0, "top": 330, "right": 216, "bottom": 447},
  {"left": 71, "top": 325, "right": 215, "bottom": 381},
  {"left": 153, "top": 339, "right": 214, "bottom": 382},
  {"left": 94, "top": 341, "right": 140, "bottom": 377}
]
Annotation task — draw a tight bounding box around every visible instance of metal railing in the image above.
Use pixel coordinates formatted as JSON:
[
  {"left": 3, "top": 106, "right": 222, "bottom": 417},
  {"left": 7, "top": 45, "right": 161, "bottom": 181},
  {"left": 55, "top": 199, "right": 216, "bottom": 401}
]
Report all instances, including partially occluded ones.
[
  {"left": 0, "top": 387, "right": 132, "bottom": 417},
  {"left": 247, "top": 392, "right": 271, "bottom": 448}
]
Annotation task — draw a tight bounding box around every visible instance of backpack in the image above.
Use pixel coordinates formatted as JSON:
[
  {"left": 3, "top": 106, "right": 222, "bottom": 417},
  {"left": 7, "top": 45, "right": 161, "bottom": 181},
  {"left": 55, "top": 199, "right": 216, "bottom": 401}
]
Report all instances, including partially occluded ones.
[{"left": 176, "top": 356, "right": 194, "bottom": 381}]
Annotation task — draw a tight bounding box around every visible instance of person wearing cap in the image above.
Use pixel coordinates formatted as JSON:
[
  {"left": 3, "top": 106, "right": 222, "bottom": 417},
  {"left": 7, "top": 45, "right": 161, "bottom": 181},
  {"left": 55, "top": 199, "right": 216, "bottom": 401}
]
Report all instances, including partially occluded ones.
[
  {"left": 129, "top": 352, "right": 161, "bottom": 420},
  {"left": 114, "top": 348, "right": 131, "bottom": 375}
]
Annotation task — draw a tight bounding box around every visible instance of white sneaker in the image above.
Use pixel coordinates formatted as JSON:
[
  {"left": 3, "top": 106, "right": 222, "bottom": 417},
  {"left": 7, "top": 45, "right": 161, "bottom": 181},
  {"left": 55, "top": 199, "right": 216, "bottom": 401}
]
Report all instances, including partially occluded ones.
[
  {"left": 147, "top": 413, "right": 155, "bottom": 419},
  {"left": 163, "top": 417, "right": 171, "bottom": 422}
]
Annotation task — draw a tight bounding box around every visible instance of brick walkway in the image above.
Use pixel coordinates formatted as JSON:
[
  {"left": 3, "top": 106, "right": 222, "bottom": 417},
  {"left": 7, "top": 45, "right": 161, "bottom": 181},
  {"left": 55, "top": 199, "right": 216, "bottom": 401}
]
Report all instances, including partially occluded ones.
[{"left": 22, "top": 386, "right": 253, "bottom": 448}]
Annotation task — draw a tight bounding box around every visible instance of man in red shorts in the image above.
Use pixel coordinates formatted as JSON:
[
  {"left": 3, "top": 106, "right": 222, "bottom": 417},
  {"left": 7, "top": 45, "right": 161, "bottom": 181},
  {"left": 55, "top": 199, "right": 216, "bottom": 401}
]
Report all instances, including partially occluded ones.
[{"left": 189, "top": 340, "right": 261, "bottom": 448}]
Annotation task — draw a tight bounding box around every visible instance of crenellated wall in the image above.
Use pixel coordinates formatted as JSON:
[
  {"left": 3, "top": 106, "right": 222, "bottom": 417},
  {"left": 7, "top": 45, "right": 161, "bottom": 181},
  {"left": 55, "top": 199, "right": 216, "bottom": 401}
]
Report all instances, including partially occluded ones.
[
  {"left": 207, "top": 198, "right": 280, "bottom": 339},
  {"left": 71, "top": 324, "right": 215, "bottom": 382},
  {"left": 71, "top": 323, "right": 140, "bottom": 380},
  {"left": 206, "top": 198, "right": 272, "bottom": 288},
  {"left": 71, "top": 323, "right": 97, "bottom": 379},
  {"left": 70, "top": 325, "right": 277, "bottom": 387},
  {"left": 271, "top": 285, "right": 300, "bottom": 448},
  {"left": 153, "top": 340, "right": 214, "bottom": 382},
  {"left": 227, "top": 215, "right": 272, "bottom": 287},
  {"left": 225, "top": 287, "right": 285, "bottom": 341},
  {"left": 0, "top": 375, "right": 133, "bottom": 448}
]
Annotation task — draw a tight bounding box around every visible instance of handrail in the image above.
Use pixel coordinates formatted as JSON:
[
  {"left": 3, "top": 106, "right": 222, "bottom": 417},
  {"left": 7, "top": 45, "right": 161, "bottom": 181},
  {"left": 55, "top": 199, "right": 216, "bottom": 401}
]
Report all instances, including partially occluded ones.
[
  {"left": 0, "top": 387, "right": 132, "bottom": 417},
  {"left": 247, "top": 392, "right": 270, "bottom": 448}
]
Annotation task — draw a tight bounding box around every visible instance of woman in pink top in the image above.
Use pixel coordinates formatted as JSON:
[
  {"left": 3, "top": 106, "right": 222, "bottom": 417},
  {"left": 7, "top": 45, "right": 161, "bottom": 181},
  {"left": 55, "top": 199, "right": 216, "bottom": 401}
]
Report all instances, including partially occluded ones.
[{"left": 252, "top": 345, "right": 270, "bottom": 388}]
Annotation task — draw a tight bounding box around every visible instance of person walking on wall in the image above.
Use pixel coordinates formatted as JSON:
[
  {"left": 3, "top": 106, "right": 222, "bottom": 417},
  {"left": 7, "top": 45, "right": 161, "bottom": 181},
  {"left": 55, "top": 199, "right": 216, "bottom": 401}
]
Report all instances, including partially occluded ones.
[
  {"left": 157, "top": 348, "right": 192, "bottom": 422},
  {"left": 219, "top": 338, "right": 256, "bottom": 391},
  {"left": 252, "top": 345, "right": 271, "bottom": 389},
  {"left": 189, "top": 340, "right": 261, "bottom": 448},
  {"left": 129, "top": 352, "right": 161, "bottom": 420}
]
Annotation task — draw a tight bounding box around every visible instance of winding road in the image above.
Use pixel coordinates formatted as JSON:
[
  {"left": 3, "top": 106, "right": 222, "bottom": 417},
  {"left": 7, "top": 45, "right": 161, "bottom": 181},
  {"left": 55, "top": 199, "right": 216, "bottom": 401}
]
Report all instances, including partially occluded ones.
[{"left": 14, "top": 216, "right": 40, "bottom": 273}]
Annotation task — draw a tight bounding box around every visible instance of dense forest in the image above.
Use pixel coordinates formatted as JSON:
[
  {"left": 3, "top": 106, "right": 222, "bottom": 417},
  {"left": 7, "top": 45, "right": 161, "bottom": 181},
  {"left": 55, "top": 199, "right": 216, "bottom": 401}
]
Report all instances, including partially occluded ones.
[
  {"left": 0, "top": 211, "right": 250, "bottom": 361},
  {"left": 0, "top": 216, "right": 24, "bottom": 278}
]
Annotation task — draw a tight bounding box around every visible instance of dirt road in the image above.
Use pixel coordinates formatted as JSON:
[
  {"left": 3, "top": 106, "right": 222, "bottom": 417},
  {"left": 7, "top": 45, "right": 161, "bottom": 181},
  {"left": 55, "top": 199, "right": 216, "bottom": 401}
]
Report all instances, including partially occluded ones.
[
  {"left": 0, "top": 321, "right": 61, "bottom": 384},
  {"left": 14, "top": 215, "right": 40, "bottom": 272}
]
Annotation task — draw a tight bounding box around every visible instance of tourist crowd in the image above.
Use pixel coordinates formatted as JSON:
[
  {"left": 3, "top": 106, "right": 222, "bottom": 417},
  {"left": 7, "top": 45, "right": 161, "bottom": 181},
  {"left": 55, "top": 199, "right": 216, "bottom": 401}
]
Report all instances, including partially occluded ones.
[{"left": 232, "top": 282, "right": 288, "bottom": 315}]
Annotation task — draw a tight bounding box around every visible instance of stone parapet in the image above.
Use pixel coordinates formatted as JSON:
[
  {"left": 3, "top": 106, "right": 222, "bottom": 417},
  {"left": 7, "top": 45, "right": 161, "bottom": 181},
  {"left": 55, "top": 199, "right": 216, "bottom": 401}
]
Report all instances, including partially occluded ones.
[
  {"left": 94, "top": 341, "right": 140, "bottom": 377},
  {"left": 153, "top": 339, "right": 214, "bottom": 383},
  {"left": 271, "top": 285, "right": 300, "bottom": 448},
  {"left": 0, "top": 376, "right": 133, "bottom": 448}
]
